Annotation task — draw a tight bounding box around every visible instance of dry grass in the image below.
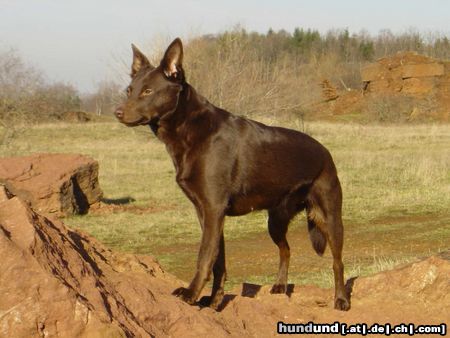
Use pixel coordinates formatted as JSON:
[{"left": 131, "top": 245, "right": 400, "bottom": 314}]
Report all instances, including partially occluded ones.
[{"left": 1, "top": 120, "right": 449, "bottom": 288}]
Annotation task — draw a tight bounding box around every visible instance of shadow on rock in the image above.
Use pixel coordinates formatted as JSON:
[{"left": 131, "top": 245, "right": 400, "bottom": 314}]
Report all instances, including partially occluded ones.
[{"left": 198, "top": 294, "right": 237, "bottom": 312}]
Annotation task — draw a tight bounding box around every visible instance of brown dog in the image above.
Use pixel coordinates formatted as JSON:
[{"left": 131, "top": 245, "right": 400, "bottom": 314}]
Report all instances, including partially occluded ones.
[{"left": 115, "top": 38, "right": 350, "bottom": 311}]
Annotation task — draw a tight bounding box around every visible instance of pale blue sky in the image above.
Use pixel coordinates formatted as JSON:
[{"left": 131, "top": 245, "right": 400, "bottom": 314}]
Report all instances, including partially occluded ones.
[{"left": 1, "top": 0, "right": 449, "bottom": 92}]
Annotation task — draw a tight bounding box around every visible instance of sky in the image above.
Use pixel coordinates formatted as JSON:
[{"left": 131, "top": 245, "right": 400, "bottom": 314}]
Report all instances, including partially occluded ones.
[{"left": 1, "top": 0, "right": 449, "bottom": 93}]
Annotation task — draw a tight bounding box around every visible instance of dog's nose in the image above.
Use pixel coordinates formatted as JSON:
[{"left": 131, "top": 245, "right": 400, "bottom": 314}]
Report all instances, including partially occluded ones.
[{"left": 115, "top": 109, "right": 124, "bottom": 119}]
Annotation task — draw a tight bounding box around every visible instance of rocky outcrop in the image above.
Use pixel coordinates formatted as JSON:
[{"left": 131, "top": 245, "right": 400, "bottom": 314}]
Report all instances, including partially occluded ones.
[
  {"left": 0, "top": 189, "right": 228, "bottom": 337},
  {"left": 1, "top": 188, "right": 448, "bottom": 337},
  {"left": 0, "top": 153, "right": 102, "bottom": 216},
  {"left": 319, "top": 52, "right": 450, "bottom": 121},
  {"left": 361, "top": 52, "right": 447, "bottom": 97}
]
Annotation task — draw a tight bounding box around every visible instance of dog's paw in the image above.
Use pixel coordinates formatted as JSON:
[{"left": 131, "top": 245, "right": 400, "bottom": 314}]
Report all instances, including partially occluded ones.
[
  {"left": 172, "top": 287, "right": 196, "bottom": 304},
  {"left": 270, "top": 283, "right": 287, "bottom": 294},
  {"left": 209, "top": 291, "right": 224, "bottom": 311},
  {"left": 334, "top": 297, "right": 350, "bottom": 311}
]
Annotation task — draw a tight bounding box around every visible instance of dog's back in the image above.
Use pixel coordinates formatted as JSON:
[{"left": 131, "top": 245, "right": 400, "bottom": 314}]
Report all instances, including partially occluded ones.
[{"left": 198, "top": 112, "right": 331, "bottom": 216}]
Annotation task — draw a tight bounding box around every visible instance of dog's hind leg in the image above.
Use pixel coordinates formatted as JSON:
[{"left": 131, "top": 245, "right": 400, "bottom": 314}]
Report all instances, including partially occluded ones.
[
  {"left": 268, "top": 206, "right": 293, "bottom": 294},
  {"left": 327, "top": 212, "right": 350, "bottom": 311},
  {"left": 324, "top": 191, "right": 350, "bottom": 311},
  {"left": 307, "top": 170, "right": 350, "bottom": 311},
  {"left": 268, "top": 185, "right": 309, "bottom": 294}
]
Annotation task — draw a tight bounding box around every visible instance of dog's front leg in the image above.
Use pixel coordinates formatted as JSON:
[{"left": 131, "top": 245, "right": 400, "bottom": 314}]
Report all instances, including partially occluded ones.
[
  {"left": 173, "top": 208, "right": 225, "bottom": 305},
  {"left": 209, "top": 232, "right": 226, "bottom": 310}
]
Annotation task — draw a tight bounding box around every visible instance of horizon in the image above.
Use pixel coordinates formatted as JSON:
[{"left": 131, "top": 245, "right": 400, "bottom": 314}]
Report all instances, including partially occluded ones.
[{"left": 1, "top": 0, "right": 449, "bottom": 93}]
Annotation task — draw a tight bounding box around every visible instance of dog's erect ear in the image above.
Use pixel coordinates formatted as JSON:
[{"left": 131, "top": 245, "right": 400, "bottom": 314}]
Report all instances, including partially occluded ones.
[
  {"left": 161, "top": 38, "right": 183, "bottom": 79},
  {"left": 131, "top": 44, "right": 153, "bottom": 78}
]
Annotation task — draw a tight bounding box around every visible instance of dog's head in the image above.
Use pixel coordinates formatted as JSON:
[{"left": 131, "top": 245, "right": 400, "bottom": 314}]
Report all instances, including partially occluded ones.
[{"left": 115, "top": 38, "right": 185, "bottom": 127}]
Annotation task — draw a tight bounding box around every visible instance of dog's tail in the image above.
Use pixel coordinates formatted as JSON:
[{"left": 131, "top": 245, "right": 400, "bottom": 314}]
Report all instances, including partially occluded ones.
[
  {"left": 307, "top": 209, "right": 327, "bottom": 256},
  {"left": 308, "top": 220, "right": 327, "bottom": 256}
]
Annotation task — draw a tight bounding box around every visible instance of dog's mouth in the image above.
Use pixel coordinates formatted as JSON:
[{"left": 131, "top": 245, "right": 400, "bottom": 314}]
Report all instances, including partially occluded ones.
[{"left": 120, "top": 117, "right": 151, "bottom": 127}]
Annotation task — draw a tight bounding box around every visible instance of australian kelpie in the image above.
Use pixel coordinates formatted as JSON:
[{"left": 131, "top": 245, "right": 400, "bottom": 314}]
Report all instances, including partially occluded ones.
[{"left": 115, "top": 38, "right": 350, "bottom": 311}]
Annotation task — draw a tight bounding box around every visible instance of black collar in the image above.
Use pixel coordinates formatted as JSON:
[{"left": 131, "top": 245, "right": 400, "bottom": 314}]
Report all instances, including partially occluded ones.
[{"left": 148, "top": 117, "right": 160, "bottom": 135}]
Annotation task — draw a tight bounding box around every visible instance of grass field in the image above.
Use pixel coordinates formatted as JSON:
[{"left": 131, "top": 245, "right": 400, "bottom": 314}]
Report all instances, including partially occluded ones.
[{"left": 1, "top": 120, "right": 449, "bottom": 290}]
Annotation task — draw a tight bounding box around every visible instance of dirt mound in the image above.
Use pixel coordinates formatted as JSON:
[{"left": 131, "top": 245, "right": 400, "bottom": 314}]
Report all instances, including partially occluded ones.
[
  {"left": 1, "top": 190, "right": 448, "bottom": 337},
  {"left": 0, "top": 153, "right": 102, "bottom": 216},
  {"left": 361, "top": 52, "right": 447, "bottom": 98},
  {"left": 319, "top": 52, "right": 450, "bottom": 121}
]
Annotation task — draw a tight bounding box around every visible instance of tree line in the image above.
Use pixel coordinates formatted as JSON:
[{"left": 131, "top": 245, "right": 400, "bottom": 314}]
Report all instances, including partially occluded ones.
[{"left": 1, "top": 27, "right": 448, "bottom": 123}]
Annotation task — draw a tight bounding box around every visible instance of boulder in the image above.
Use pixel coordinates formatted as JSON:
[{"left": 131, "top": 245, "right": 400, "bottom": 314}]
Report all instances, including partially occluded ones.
[{"left": 0, "top": 153, "right": 102, "bottom": 216}]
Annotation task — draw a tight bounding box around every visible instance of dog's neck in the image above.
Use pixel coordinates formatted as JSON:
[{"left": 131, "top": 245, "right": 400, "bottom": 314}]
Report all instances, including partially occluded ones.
[
  {"left": 147, "top": 82, "right": 190, "bottom": 136},
  {"left": 154, "top": 82, "right": 223, "bottom": 167},
  {"left": 154, "top": 83, "right": 213, "bottom": 139}
]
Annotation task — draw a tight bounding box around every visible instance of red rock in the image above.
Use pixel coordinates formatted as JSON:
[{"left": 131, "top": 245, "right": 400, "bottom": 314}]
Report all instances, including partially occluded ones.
[
  {"left": 1, "top": 190, "right": 448, "bottom": 337},
  {"left": 0, "top": 153, "right": 102, "bottom": 216},
  {"left": 327, "top": 52, "right": 450, "bottom": 121}
]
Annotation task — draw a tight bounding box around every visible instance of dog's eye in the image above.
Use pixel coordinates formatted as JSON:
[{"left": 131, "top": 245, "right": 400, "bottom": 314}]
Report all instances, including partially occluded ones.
[
  {"left": 142, "top": 88, "right": 153, "bottom": 96},
  {"left": 126, "top": 86, "right": 132, "bottom": 97}
]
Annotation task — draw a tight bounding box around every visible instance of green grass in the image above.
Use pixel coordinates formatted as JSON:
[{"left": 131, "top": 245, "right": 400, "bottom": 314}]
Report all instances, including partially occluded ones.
[{"left": 1, "top": 120, "right": 449, "bottom": 289}]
